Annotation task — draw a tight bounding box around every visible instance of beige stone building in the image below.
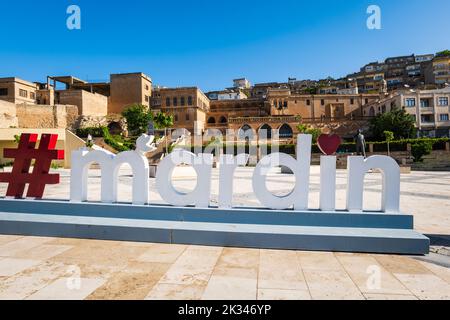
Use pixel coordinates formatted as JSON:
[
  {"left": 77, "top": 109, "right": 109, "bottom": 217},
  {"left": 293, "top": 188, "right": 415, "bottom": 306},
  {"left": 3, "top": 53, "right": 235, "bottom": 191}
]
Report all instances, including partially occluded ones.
[
  {"left": 109, "top": 73, "right": 152, "bottom": 114},
  {"left": 203, "top": 88, "right": 379, "bottom": 140},
  {"left": 0, "top": 77, "right": 38, "bottom": 104},
  {"left": 154, "top": 87, "right": 210, "bottom": 133},
  {"left": 432, "top": 55, "right": 450, "bottom": 85},
  {"left": 364, "top": 87, "right": 450, "bottom": 137}
]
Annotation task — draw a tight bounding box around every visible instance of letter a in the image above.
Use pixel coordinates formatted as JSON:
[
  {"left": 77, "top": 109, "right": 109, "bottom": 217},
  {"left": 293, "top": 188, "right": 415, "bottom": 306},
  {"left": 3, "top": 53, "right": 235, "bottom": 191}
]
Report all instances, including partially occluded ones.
[
  {"left": 66, "top": 5, "right": 81, "bottom": 30},
  {"left": 366, "top": 5, "right": 381, "bottom": 30}
]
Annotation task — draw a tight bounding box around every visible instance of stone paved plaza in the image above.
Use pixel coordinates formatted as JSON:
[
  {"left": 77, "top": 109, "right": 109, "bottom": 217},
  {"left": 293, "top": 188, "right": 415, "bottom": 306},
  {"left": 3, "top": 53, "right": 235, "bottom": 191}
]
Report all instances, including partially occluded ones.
[{"left": 0, "top": 166, "right": 449, "bottom": 300}]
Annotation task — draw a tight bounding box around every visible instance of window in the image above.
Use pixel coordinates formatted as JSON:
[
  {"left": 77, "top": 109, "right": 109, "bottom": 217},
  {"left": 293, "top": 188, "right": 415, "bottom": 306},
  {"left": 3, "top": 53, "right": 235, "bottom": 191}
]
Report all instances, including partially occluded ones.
[
  {"left": 365, "top": 98, "right": 369, "bottom": 104},
  {"left": 186, "top": 113, "right": 190, "bottom": 121},
  {"left": 19, "top": 89, "right": 27, "bottom": 98},
  {"left": 145, "top": 95, "right": 149, "bottom": 102},
  {"left": 440, "top": 114, "right": 449, "bottom": 121},
  {"left": 180, "top": 97, "right": 185, "bottom": 106},
  {"left": 166, "top": 97, "right": 171, "bottom": 106},
  {"left": 306, "top": 99, "right": 310, "bottom": 106},
  {"left": 173, "top": 97, "right": 178, "bottom": 106},
  {"left": 145, "top": 85, "right": 149, "bottom": 90},
  {"left": 350, "top": 98, "right": 354, "bottom": 105},
  {"left": 0, "top": 88, "right": 8, "bottom": 96},
  {"left": 321, "top": 99, "right": 325, "bottom": 106},
  {"left": 283, "top": 101, "right": 288, "bottom": 108},
  {"left": 405, "top": 98, "right": 416, "bottom": 107},
  {"left": 438, "top": 97, "right": 449, "bottom": 106},
  {"left": 30, "top": 92, "right": 35, "bottom": 100},
  {"left": 188, "top": 96, "right": 193, "bottom": 105},
  {"left": 420, "top": 99, "right": 430, "bottom": 108}
]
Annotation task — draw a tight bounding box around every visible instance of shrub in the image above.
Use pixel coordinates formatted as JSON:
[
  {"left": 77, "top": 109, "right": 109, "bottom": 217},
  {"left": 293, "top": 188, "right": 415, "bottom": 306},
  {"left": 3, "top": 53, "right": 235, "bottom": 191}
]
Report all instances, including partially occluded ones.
[
  {"left": 411, "top": 140, "right": 433, "bottom": 162},
  {"left": 101, "top": 127, "right": 130, "bottom": 152},
  {"left": 76, "top": 127, "right": 105, "bottom": 138}
]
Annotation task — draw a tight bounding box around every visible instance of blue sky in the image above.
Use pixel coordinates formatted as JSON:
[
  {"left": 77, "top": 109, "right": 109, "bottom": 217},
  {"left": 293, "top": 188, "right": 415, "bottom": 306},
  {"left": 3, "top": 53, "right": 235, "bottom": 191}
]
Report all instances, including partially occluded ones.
[{"left": 0, "top": 0, "right": 449, "bottom": 91}]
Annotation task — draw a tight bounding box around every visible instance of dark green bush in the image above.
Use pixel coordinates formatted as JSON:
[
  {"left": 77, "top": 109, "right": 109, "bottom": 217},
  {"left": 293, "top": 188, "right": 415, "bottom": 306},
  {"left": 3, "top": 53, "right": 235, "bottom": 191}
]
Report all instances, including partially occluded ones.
[
  {"left": 188, "top": 138, "right": 448, "bottom": 156},
  {"left": 76, "top": 127, "right": 105, "bottom": 138},
  {"left": 411, "top": 140, "right": 433, "bottom": 162}
]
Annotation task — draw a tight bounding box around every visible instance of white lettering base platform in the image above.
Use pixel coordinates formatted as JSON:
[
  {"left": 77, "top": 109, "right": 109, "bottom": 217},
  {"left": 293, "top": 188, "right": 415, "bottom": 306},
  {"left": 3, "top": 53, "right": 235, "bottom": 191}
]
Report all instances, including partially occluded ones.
[
  {"left": 0, "top": 200, "right": 429, "bottom": 255},
  {"left": 0, "top": 134, "right": 430, "bottom": 255}
]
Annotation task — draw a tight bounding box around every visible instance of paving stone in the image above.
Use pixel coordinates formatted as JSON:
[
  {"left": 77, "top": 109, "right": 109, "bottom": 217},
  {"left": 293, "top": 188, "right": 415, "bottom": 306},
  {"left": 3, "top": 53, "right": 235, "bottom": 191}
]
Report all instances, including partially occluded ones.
[{"left": 26, "top": 278, "right": 106, "bottom": 300}]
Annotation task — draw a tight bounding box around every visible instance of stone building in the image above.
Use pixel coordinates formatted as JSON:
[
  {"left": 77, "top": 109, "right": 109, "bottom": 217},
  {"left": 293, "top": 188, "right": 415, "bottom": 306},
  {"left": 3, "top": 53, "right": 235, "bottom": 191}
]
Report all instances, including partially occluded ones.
[
  {"left": 204, "top": 88, "right": 379, "bottom": 140},
  {"left": 153, "top": 87, "right": 210, "bottom": 133},
  {"left": 363, "top": 87, "right": 450, "bottom": 137},
  {"left": 431, "top": 54, "right": 450, "bottom": 85},
  {"left": 108, "top": 73, "right": 152, "bottom": 114},
  {"left": 0, "top": 77, "right": 38, "bottom": 104}
]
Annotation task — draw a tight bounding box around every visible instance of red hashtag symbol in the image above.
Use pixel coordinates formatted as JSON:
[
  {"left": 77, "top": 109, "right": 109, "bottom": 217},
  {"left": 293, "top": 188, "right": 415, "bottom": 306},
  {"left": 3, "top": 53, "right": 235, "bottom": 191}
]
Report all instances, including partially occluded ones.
[{"left": 0, "top": 133, "right": 64, "bottom": 198}]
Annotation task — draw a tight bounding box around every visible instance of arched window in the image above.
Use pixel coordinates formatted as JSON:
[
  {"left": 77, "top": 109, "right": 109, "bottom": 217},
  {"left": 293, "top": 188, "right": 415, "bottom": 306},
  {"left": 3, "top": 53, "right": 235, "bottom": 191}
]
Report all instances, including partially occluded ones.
[
  {"left": 207, "top": 117, "right": 216, "bottom": 124},
  {"left": 369, "top": 107, "right": 375, "bottom": 117},
  {"left": 279, "top": 124, "right": 293, "bottom": 138},
  {"left": 238, "top": 124, "right": 253, "bottom": 140},
  {"left": 219, "top": 116, "right": 227, "bottom": 123},
  {"left": 259, "top": 124, "right": 272, "bottom": 139}
]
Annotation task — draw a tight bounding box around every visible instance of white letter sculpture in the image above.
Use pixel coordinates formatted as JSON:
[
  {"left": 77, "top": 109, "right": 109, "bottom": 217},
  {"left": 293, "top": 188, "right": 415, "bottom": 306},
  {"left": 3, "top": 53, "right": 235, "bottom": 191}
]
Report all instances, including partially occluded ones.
[
  {"left": 346, "top": 155, "right": 400, "bottom": 213},
  {"left": 218, "top": 153, "right": 249, "bottom": 208},
  {"left": 320, "top": 155, "right": 337, "bottom": 211},
  {"left": 156, "top": 149, "right": 213, "bottom": 207},
  {"left": 70, "top": 134, "right": 153, "bottom": 205},
  {"left": 252, "top": 134, "right": 312, "bottom": 210}
]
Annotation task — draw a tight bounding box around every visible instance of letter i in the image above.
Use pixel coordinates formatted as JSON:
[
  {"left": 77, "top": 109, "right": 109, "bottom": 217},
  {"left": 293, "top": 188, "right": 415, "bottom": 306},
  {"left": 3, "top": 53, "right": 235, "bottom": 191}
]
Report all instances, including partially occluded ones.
[{"left": 320, "top": 155, "right": 336, "bottom": 211}]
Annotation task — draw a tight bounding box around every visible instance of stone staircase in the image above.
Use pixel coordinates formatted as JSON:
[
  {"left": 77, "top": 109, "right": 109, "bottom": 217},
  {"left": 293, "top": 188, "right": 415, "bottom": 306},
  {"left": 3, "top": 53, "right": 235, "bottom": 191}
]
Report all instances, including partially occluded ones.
[{"left": 411, "top": 151, "right": 450, "bottom": 171}]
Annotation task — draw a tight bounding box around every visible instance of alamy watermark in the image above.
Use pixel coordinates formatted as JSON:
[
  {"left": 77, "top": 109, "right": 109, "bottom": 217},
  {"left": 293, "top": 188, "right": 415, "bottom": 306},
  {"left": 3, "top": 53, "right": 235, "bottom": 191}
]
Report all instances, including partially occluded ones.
[
  {"left": 66, "top": 5, "right": 81, "bottom": 30},
  {"left": 367, "top": 5, "right": 381, "bottom": 30}
]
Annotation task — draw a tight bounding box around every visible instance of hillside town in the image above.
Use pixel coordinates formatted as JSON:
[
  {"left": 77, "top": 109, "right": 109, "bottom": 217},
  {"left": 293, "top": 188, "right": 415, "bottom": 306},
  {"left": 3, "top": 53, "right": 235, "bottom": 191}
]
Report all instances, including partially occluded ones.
[{"left": 1, "top": 50, "right": 450, "bottom": 169}]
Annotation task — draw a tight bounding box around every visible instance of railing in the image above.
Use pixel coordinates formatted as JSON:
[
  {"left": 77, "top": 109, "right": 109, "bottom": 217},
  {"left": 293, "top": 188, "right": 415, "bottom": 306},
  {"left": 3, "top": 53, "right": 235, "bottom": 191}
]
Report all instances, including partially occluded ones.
[
  {"left": 228, "top": 116, "right": 301, "bottom": 124},
  {"left": 227, "top": 115, "right": 372, "bottom": 124}
]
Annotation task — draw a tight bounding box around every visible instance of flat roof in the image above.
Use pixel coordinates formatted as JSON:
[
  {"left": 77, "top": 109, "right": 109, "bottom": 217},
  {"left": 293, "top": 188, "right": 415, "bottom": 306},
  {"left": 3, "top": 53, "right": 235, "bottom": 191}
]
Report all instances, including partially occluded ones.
[{"left": 48, "top": 76, "right": 87, "bottom": 85}]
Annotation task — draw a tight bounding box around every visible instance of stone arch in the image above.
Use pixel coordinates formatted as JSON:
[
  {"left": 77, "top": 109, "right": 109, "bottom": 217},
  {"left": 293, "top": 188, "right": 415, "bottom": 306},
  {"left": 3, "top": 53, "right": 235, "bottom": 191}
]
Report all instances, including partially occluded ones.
[
  {"left": 238, "top": 124, "right": 254, "bottom": 141},
  {"left": 219, "top": 116, "right": 227, "bottom": 124},
  {"left": 259, "top": 124, "right": 272, "bottom": 139},
  {"left": 108, "top": 121, "right": 123, "bottom": 135},
  {"left": 369, "top": 107, "right": 375, "bottom": 117},
  {"left": 207, "top": 116, "right": 216, "bottom": 124},
  {"left": 278, "top": 123, "right": 293, "bottom": 139}
]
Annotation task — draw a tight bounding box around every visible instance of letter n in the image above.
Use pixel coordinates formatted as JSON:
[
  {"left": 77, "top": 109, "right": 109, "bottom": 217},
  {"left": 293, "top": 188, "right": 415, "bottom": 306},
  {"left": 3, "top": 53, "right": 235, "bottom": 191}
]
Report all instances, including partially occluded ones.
[{"left": 346, "top": 155, "right": 400, "bottom": 213}]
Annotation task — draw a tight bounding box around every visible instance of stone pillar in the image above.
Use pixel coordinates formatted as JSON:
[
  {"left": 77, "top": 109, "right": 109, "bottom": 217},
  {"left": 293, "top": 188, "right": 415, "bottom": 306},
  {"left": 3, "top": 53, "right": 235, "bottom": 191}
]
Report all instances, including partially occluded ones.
[
  {"left": 445, "top": 142, "right": 450, "bottom": 152},
  {"left": 369, "top": 143, "right": 374, "bottom": 153}
]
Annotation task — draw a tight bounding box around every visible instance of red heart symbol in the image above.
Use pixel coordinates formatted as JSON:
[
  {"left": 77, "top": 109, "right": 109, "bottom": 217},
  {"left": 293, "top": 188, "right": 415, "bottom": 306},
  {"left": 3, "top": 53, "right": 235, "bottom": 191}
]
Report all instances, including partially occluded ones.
[{"left": 317, "top": 134, "right": 341, "bottom": 155}]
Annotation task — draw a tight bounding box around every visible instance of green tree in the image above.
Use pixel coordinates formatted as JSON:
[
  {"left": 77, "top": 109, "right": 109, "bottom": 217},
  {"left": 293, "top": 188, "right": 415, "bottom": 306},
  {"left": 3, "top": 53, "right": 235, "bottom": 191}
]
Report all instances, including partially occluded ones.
[
  {"left": 297, "top": 124, "right": 322, "bottom": 143},
  {"left": 384, "top": 130, "right": 394, "bottom": 156},
  {"left": 151, "top": 111, "right": 174, "bottom": 129},
  {"left": 121, "top": 104, "right": 152, "bottom": 135},
  {"left": 436, "top": 50, "right": 450, "bottom": 57},
  {"left": 369, "top": 108, "right": 417, "bottom": 141}
]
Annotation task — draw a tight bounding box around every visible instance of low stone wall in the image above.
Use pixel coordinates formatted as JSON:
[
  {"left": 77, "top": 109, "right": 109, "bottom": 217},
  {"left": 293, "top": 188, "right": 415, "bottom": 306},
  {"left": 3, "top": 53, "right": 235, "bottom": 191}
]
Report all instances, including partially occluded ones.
[
  {"left": 0, "top": 100, "right": 18, "bottom": 128},
  {"left": 16, "top": 104, "right": 79, "bottom": 129}
]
